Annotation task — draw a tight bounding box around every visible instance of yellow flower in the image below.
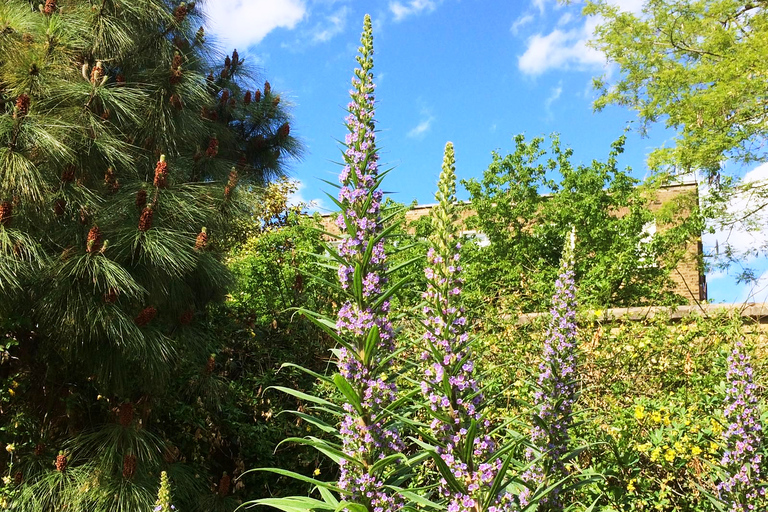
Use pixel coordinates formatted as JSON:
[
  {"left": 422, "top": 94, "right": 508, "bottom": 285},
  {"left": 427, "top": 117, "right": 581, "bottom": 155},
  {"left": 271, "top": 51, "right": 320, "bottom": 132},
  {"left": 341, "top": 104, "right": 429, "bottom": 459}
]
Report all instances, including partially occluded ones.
[
  {"left": 7, "top": 388, "right": 14, "bottom": 397},
  {"left": 313, "top": 468, "right": 321, "bottom": 476},
  {"left": 627, "top": 479, "right": 636, "bottom": 493},
  {"left": 710, "top": 418, "right": 723, "bottom": 435},
  {"left": 691, "top": 446, "right": 702, "bottom": 457},
  {"left": 663, "top": 415, "right": 671, "bottom": 426},
  {"left": 10, "top": 381, "right": 18, "bottom": 389},
  {"left": 634, "top": 405, "right": 645, "bottom": 420},
  {"left": 651, "top": 411, "right": 662, "bottom": 423},
  {"left": 664, "top": 448, "right": 676, "bottom": 462},
  {"left": 709, "top": 441, "right": 719, "bottom": 453},
  {"left": 650, "top": 447, "right": 661, "bottom": 462},
  {"left": 5, "top": 443, "right": 14, "bottom": 453},
  {"left": 380, "top": 373, "right": 387, "bottom": 381},
  {"left": 636, "top": 442, "right": 651, "bottom": 453}
]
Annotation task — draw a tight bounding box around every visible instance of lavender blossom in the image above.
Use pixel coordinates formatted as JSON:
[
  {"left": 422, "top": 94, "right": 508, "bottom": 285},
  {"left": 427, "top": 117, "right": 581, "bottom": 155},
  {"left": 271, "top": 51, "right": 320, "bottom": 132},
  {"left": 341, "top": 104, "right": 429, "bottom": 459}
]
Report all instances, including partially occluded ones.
[
  {"left": 717, "top": 341, "right": 765, "bottom": 512},
  {"left": 420, "top": 143, "right": 515, "bottom": 512},
  {"left": 333, "top": 15, "right": 402, "bottom": 511},
  {"left": 521, "top": 231, "right": 578, "bottom": 511}
]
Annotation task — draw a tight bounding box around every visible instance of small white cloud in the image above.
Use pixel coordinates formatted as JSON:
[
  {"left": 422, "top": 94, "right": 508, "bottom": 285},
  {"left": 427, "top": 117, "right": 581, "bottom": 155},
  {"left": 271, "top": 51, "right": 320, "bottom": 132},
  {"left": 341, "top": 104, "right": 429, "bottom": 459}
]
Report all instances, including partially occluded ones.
[
  {"left": 408, "top": 117, "right": 433, "bottom": 138},
  {"left": 311, "top": 6, "right": 349, "bottom": 43},
  {"left": 557, "top": 12, "right": 573, "bottom": 26},
  {"left": 545, "top": 82, "right": 562, "bottom": 110},
  {"left": 532, "top": 0, "right": 547, "bottom": 14},
  {"left": 390, "top": 0, "right": 439, "bottom": 21},
  {"left": 288, "top": 180, "right": 325, "bottom": 213},
  {"left": 204, "top": 0, "right": 307, "bottom": 49},
  {"left": 518, "top": 18, "right": 605, "bottom": 76},
  {"left": 511, "top": 13, "right": 535, "bottom": 35}
]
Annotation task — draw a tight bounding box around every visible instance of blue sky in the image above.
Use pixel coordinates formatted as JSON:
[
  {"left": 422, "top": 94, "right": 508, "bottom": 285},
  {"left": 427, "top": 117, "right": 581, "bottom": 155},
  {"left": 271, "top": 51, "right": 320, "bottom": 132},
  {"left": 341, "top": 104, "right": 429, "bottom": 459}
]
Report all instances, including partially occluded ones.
[{"left": 203, "top": 0, "right": 768, "bottom": 305}]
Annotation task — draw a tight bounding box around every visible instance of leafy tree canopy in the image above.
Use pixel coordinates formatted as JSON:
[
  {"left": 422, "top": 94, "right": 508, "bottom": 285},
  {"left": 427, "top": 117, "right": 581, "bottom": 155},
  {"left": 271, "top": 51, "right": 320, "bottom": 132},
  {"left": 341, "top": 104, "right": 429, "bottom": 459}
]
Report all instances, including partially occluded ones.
[{"left": 586, "top": 0, "right": 768, "bottom": 178}]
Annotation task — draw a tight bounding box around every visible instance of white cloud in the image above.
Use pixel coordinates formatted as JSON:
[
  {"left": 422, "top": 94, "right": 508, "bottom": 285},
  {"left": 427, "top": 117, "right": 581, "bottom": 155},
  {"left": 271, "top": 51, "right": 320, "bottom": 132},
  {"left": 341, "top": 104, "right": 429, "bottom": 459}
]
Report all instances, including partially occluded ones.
[
  {"left": 518, "top": 17, "right": 605, "bottom": 76},
  {"left": 511, "top": 13, "right": 535, "bottom": 35},
  {"left": 311, "top": 6, "right": 349, "bottom": 43},
  {"left": 288, "top": 180, "right": 325, "bottom": 213},
  {"left": 204, "top": 0, "right": 307, "bottom": 50},
  {"left": 544, "top": 82, "right": 562, "bottom": 110},
  {"left": 702, "top": 162, "right": 768, "bottom": 263},
  {"left": 408, "top": 117, "right": 433, "bottom": 138},
  {"left": 532, "top": 0, "right": 547, "bottom": 14},
  {"left": 390, "top": 0, "right": 439, "bottom": 21}
]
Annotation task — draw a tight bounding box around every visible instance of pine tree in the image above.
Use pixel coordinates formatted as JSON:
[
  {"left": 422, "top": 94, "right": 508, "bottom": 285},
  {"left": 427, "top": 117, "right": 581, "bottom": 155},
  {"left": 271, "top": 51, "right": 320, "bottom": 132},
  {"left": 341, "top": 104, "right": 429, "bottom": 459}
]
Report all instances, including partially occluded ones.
[{"left": 0, "top": 1, "right": 299, "bottom": 510}]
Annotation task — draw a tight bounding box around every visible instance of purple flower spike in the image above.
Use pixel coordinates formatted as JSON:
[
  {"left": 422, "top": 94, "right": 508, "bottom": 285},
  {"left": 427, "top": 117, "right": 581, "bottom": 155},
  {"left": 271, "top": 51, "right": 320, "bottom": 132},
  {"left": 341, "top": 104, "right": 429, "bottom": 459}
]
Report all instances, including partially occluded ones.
[
  {"left": 717, "top": 341, "right": 766, "bottom": 511},
  {"left": 420, "top": 143, "right": 515, "bottom": 511},
  {"left": 521, "top": 230, "right": 578, "bottom": 511},
  {"left": 333, "top": 15, "right": 403, "bottom": 511}
]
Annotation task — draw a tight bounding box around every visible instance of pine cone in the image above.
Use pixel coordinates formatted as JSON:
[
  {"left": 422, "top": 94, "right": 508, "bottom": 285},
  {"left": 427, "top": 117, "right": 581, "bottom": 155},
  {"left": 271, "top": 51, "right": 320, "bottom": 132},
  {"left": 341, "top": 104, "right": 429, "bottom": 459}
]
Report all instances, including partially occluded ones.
[
  {"left": 224, "top": 56, "right": 231, "bottom": 68},
  {"left": 228, "top": 97, "right": 236, "bottom": 108},
  {"left": 116, "top": 73, "right": 126, "bottom": 85},
  {"left": 170, "top": 67, "right": 183, "bottom": 85},
  {"left": 43, "top": 0, "right": 56, "bottom": 14},
  {"left": 179, "top": 308, "right": 194, "bottom": 325},
  {"left": 122, "top": 454, "right": 137, "bottom": 479},
  {"left": 169, "top": 93, "right": 183, "bottom": 110},
  {"left": 154, "top": 155, "right": 168, "bottom": 188},
  {"left": 104, "top": 167, "right": 119, "bottom": 193},
  {"left": 100, "top": 108, "right": 111, "bottom": 121},
  {"left": 136, "top": 189, "right": 147, "bottom": 209},
  {"left": 243, "top": 90, "right": 252, "bottom": 105},
  {"left": 134, "top": 306, "right": 157, "bottom": 327},
  {"left": 219, "top": 472, "right": 230, "bottom": 496},
  {"left": 118, "top": 402, "right": 134, "bottom": 426},
  {"left": 231, "top": 49, "right": 239, "bottom": 64},
  {"left": 254, "top": 89, "right": 261, "bottom": 103},
  {"left": 204, "top": 355, "right": 215, "bottom": 374},
  {"left": 61, "top": 165, "right": 75, "bottom": 182},
  {"left": 173, "top": 3, "right": 187, "bottom": 22},
  {"left": 278, "top": 122, "right": 290, "bottom": 139},
  {"left": 54, "top": 198, "right": 66, "bottom": 216},
  {"left": 272, "top": 95, "right": 280, "bottom": 107},
  {"left": 264, "top": 81, "right": 271, "bottom": 96},
  {"left": 104, "top": 288, "right": 118, "bottom": 303},
  {"left": 86, "top": 225, "right": 102, "bottom": 253},
  {"left": 194, "top": 227, "right": 208, "bottom": 251},
  {"left": 90, "top": 61, "right": 105, "bottom": 85},
  {"left": 0, "top": 201, "right": 12, "bottom": 227},
  {"left": 34, "top": 443, "right": 45, "bottom": 456},
  {"left": 206, "top": 136, "right": 218, "bottom": 157},
  {"left": 14, "top": 94, "right": 30, "bottom": 119},
  {"left": 220, "top": 89, "right": 229, "bottom": 104},
  {"left": 138, "top": 207, "right": 154, "bottom": 231},
  {"left": 195, "top": 26, "right": 204, "bottom": 44},
  {"left": 55, "top": 452, "right": 67, "bottom": 472}
]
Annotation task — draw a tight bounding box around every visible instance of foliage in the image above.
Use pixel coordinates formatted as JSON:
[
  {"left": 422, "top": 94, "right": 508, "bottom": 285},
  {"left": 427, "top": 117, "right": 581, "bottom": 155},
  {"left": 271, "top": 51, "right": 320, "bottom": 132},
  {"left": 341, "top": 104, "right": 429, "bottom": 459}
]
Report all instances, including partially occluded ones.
[
  {"left": 0, "top": 1, "right": 301, "bottom": 509},
  {"left": 461, "top": 134, "right": 699, "bottom": 314},
  {"left": 586, "top": 0, "right": 768, "bottom": 177}
]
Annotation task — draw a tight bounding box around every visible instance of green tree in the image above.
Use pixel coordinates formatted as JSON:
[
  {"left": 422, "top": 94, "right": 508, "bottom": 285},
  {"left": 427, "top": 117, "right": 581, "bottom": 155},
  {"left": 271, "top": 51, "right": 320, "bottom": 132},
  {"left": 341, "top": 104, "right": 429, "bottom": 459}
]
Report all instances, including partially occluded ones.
[
  {"left": 0, "top": 1, "right": 299, "bottom": 510},
  {"left": 462, "top": 134, "right": 698, "bottom": 314},
  {"left": 586, "top": 0, "right": 768, "bottom": 177}
]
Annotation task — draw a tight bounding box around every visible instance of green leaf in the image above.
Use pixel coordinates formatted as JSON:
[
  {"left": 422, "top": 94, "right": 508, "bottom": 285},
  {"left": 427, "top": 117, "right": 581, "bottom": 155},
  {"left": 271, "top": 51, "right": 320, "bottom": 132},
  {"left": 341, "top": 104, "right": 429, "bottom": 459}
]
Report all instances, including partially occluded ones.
[{"left": 333, "top": 373, "right": 363, "bottom": 415}]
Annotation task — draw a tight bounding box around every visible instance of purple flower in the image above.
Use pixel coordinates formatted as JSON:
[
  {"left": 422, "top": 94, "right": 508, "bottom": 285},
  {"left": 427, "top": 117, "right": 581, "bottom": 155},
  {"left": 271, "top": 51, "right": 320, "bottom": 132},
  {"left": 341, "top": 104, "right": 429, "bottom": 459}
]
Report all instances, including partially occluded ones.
[
  {"left": 523, "top": 233, "right": 578, "bottom": 511},
  {"left": 717, "top": 341, "right": 766, "bottom": 511},
  {"left": 419, "top": 142, "right": 515, "bottom": 511},
  {"left": 332, "top": 15, "right": 403, "bottom": 511}
]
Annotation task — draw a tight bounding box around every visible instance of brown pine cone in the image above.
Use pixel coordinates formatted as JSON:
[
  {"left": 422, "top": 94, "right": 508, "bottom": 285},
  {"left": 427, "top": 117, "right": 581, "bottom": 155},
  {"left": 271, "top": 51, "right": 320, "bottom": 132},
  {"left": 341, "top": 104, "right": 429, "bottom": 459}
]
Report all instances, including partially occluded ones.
[
  {"left": 154, "top": 155, "right": 168, "bottom": 188},
  {"left": 90, "top": 61, "right": 105, "bottom": 85},
  {"left": 220, "top": 89, "right": 230, "bottom": 104},
  {"left": 0, "top": 201, "right": 12, "bottom": 227},
  {"left": 194, "top": 227, "right": 208, "bottom": 251},
  {"left": 204, "top": 355, "right": 215, "bottom": 374},
  {"left": 179, "top": 308, "right": 194, "bottom": 325},
  {"left": 278, "top": 122, "right": 290, "bottom": 139},
  {"left": 254, "top": 89, "right": 261, "bottom": 103},
  {"left": 169, "top": 93, "right": 183, "bottom": 110},
  {"left": 54, "top": 198, "right": 66, "bottom": 216},
  {"left": 13, "top": 471, "right": 22, "bottom": 485},
  {"left": 34, "top": 443, "right": 45, "bottom": 456},
  {"left": 43, "top": 0, "right": 57, "bottom": 14},
  {"left": 104, "top": 288, "right": 118, "bottom": 304},
  {"left": 219, "top": 472, "right": 230, "bottom": 496},
  {"left": 61, "top": 165, "right": 76, "bottom": 182},
  {"left": 272, "top": 95, "right": 280, "bottom": 107},
  {"left": 231, "top": 49, "right": 239, "bottom": 64},
  {"left": 263, "top": 81, "right": 271, "bottom": 96},
  {"left": 86, "top": 225, "right": 102, "bottom": 253},
  {"left": 138, "top": 207, "right": 154, "bottom": 231},
  {"left": 135, "top": 189, "right": 147, "bottom": 209},
  {"left": 118, "top": 402, "right": 134, "bottom": 426},
  {"left": 205, "top": 136, "right": 218, "bottom": 157},
  {"left": 134, "top": 306, "right": 157, "bottom": 327},
  {"left": 122, "top": 454, "right": 137, "bottom": 479},
  {"left": 173, "top": 3, "right": 187, "bottom": 22},
  {"left": 55, "top": 452, "right": 67, "bottom": 472},
  {"left": 104, "top": 167, "right": 120, "bottom": 193},
  {"left": 14, "top": 94, "right": 30, "bottom": 119},
  {"left": 243, "top": 90, "right": 252, "bottom": 105}
]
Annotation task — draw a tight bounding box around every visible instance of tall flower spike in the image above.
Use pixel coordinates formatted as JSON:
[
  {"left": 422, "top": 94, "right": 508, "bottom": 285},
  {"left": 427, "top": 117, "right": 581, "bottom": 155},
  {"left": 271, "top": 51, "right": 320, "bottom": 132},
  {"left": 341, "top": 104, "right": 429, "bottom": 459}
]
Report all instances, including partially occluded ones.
[
  {"left": 154, "top": 471, "right": 174, "bottom": 512},
  {"left": 420, "top": 142, "right": 515, "bottom": 512},
  {"left": 521, "top": 230, "right": 578, "bottom": 511},
  {"left": 333, "top": 15, "right": 403, "bottom": 512},
  {"left": 717, "top": 340, "right": 765, "bottom": 511}
]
